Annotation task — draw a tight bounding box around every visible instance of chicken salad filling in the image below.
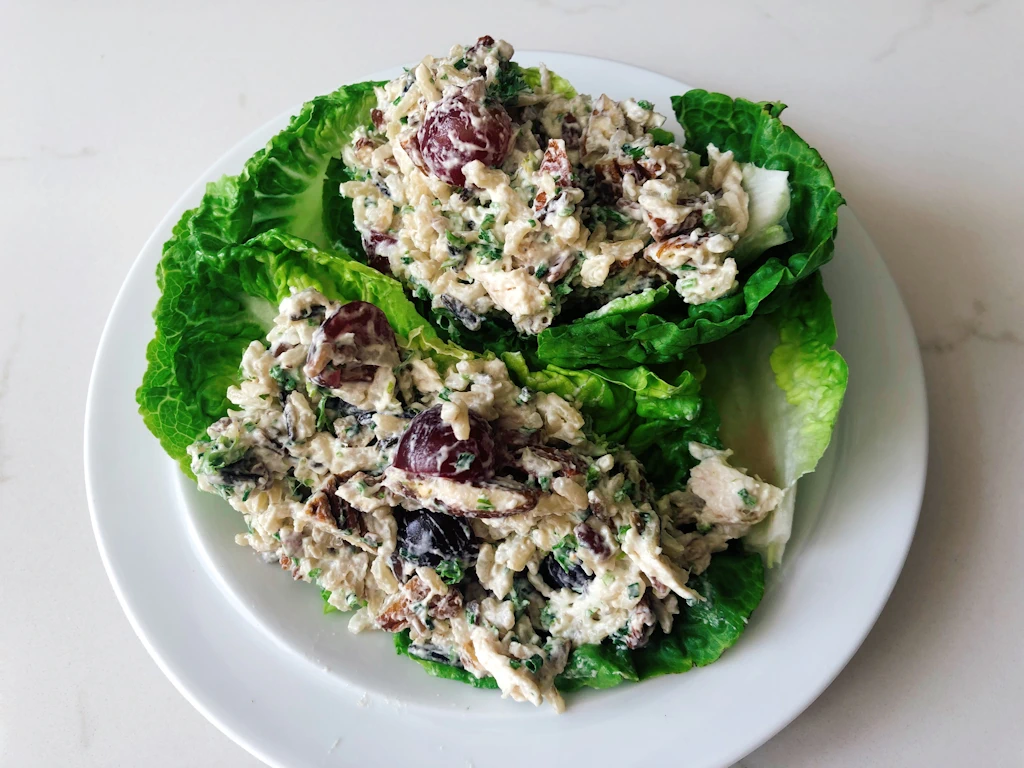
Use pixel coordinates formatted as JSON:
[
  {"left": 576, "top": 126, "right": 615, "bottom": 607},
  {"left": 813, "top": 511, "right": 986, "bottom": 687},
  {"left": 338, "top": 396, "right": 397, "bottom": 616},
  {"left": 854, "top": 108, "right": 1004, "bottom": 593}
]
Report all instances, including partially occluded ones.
[
  {"left": 188, "top": 288, "right": 784, "bottom": 710},
  {"left": 339, "top": 36, "right": 792, "bottom": 336}
]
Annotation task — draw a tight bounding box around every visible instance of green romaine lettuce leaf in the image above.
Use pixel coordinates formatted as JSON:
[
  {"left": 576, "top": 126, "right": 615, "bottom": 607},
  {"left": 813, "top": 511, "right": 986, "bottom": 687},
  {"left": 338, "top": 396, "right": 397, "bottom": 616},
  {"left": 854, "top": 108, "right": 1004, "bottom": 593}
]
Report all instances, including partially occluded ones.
[
  {"left": 557, "top": 549, "right": 765, "bottom": 690},
  {"left": 243, "top": 81, "right": 381, "bottom": 249},
  {"left": 536, "top": 90, "right": 843, "bottom": 369},
  {"left": 137, "top": 222, "right": 458, "bottom": 475},
  {"left": 701, "top": 271, "right": 848, "bottom": 565},
  {"left": 633, "top": 547, "right": 765, "bottom": 678},
  {"left": 502, "top": 352, "right": 713, "bottom": 490},
  {"left": 392, "top": 550, "right": 763, "bottom": 695},
  {"left": 521, "top": 65, "right": 577, "bottom": 99},
  {"left": 393, "top": 630, "right": 500, "bottom": 690}
]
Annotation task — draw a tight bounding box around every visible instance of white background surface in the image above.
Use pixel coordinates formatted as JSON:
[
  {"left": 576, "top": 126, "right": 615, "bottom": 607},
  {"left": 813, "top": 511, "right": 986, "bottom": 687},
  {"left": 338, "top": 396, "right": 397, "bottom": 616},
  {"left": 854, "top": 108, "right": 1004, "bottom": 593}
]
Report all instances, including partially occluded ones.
[{"left": 2, "top": 1, "right": 1021, "bottom": 766}]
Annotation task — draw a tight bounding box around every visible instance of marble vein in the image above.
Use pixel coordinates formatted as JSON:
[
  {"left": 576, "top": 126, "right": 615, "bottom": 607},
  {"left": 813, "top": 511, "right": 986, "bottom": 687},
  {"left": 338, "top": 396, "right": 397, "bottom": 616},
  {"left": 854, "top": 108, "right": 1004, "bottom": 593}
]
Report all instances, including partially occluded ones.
[
  {"left": 918, "top": 301, "right": 1023, "bottom": 354},
  {"left": 872, "top": 0, "right": 946, "bottom": 62}
]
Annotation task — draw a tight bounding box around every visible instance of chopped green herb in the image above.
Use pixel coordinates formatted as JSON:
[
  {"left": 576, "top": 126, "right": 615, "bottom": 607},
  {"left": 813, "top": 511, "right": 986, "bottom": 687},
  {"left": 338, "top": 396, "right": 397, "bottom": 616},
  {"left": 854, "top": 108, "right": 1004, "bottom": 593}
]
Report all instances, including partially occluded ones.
[
  {"left": 270, "top": 365, "right": 296, "bottom": 393},
  {"left": 435, "top": 559, "right": 465, "bottom": 585},
  {"left": 479, "top": 213, "right": 496, "bottom": 230},
  {"left": 508, "top": 658, "right": 522, "bottom": 669},
  {"left": 486, "top": 62, "right": 528, "bottom": 104},
  {"left": 637, "top": 99, "right": 653, "bottom": 110},
  {"left": 401, "top": 255, "right": 414, "bottom": 265},
  {"left": 538, "top": 475, "right": 552, "bottom": 493},
  {"left": 650, "top": 127, "right": 675, "bottom": 145},
  {"left": 614, "top": 480, "right": 636, "bottom": 502},
  {"left": 602, "top": 571, "right": 616, "bottom": 586},
  {"left": 454, "top": 58, "right": 468, "bottom": 70},
  {"left": 476, "top": 497, "right": 495, "bottom": 512},
  {"left": 273, "top": 532, "right": 282, "bottom": 541},
  {"left": 622, "top": 144, "right": 645, "bottom": 160},
  {"left": 528, "top": 218, "right": 536, "bottom": 227},
  {"left": 702, "top": 210, "right": 718, "bottom": 228},
  {"left": 616, "top": 525, "right": 631, "bottom": 542},
  {"left": 738, "top": 488, "right": 758, "bottom": 507},
  {"left": 524, "top": 654, "right": 544, "bottom": 673},
  {"left": 446, "top": 230, "right": 467, "bottom": 250},
  {"left": 551, "top": 534, "right": 579, "bottom": 573},
  {"left": 315, "top": 396, "right": 330, "bottom": 432},
  {"left": 539, "top": 604, "right": 556, "bottom": 629},
  {"left": 590, "top": 205, "right": 631, "bottom": 228},
  {"left": 391, "top": 96, "right": 401, "bottom": 105},
  {"left": 627, "top": 582, "right": 641, "bottom": 599},
  {"left": 585, "top": 464, "right": 601, "bottom": 490},
  {"left": 308, "top": 567, "right": 322, "bottom": 580},
  {"left": 321, "top": 589, "right": 338, "bottom": 615},
  {"left": 438, "top": 387, "right": 452, "bottom": 402},
  {"left": 241, "top": 488, "right": 251, "bottom": 502},
  {"left": 534, "top": 263, "right": 549, "bottom": 280},
  {"left": 399, "top": 116, "right": 408, "bottom": 125}
]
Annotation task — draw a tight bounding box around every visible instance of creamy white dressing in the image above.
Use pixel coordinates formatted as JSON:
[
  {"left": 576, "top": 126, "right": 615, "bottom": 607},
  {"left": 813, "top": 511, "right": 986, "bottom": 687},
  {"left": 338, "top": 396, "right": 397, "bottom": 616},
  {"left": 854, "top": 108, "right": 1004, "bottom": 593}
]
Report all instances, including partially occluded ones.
[
  {"left": 187, "top": 288, "right": 782, "bottom": 711},
  {"left": 339, "top": 38, "right": 777, "bottom": 337}
]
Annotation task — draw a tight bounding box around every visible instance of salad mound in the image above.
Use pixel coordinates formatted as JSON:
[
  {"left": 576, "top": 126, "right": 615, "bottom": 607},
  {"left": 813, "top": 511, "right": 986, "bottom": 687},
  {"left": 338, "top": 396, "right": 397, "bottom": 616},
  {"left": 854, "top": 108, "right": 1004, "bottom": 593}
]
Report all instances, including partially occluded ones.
[
  {"left": 136, "top": 38, "right": 848, "bottom": 709},
  {"left": 188, "top": 287, "right": 783, "bottom": 710},
  {"left": 338, "top": 37, "right": 793, "bottom": 338}
]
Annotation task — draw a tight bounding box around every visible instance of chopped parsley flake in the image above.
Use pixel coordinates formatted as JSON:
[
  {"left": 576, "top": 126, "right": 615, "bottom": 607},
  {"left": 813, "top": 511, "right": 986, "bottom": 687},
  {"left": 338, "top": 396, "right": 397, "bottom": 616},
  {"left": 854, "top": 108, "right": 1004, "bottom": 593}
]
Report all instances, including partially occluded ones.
[
  {"left": 738, "top": 488, "right": 758, "bottom": 507},
  {"left": 438, "top": 387, "right": 452, "bottom": 402},
  {"left": 637, "top": 99, "right": 653, "bottom": 110},
  {"left": 269, "top": 365, "right": 296, "bottom": 393},
  {"left": 321, "top": 589, "right": 338, "bottom": 615},
  {"left": 486, "top": 62, "right": 528, "bottom": 104},
  {"left": 435, "top": 559, "right": 465, "bottom": 585},
  {"left": 627, "top": 582, "right": 641, "bottom": 599},
  {"left": 650, "top": 127, "right": 675, "bottom": 145},
  {"left": 614, "top": 480, "right": 635, "bottom": 502},
  {"left": 538, "top": 475, "right": 552, "bottom": 493},
  {"left": 622, "top": 144, "right": 645, "bottom": 160},
  {"left": 308, "top": 568, "right": 322, "bottom": 580},
  {"left": 455, "top": 452, "right": 476, "bottom": 471},
  {"left": 591, "top": 205, "right": 631, "bottom": 228},
  {"left": 551, "top": 534, "right": 578, "bottom": 573}
]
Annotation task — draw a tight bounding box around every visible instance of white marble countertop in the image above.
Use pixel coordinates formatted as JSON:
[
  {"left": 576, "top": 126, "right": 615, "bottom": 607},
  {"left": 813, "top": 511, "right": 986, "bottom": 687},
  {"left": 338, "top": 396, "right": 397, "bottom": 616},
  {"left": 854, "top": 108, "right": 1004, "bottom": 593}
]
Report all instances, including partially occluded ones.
[{"left": 2, "top": 1, "right": 1021, "bottom": 765}]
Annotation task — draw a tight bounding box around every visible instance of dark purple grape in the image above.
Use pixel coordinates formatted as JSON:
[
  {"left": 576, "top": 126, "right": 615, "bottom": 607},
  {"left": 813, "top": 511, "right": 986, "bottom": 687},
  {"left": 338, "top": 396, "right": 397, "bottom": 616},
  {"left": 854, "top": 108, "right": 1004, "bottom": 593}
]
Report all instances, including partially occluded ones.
[
  {"left": 418, "top": 91, "right": 512, "bottom": 186},
  {"left": 393, "top": 405, "right": 495, "bottom": 481},
  {"left": 539, "top": 553, "right": 591, "bottom": 593},
  {"left": 439, "top": 294, "right": 482, "bottom": 331},
  {"left": 362, "top": 230, "right": 397, "bottom": 275},
  {"left": 304, "top": 301, "right": 398, "bottom": 389},
  {"left": 395, "top": 509, "right": 478, "bottom": 567}
]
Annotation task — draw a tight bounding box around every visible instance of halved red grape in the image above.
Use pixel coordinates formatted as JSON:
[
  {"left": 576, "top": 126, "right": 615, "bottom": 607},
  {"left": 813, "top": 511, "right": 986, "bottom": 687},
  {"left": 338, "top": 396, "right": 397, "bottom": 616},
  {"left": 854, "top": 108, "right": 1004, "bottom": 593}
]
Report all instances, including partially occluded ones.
[
  {"left": 362, "top": 230, "right": 397, "bottom": 275},
  {"left": 417, "top": 90, "right": 512, "bottom": 186},
  {"left": 392, "top": 404, "right": 495, "bottom": 481},
  {"left": 303, "top": 301, "right": 398, "bottom": 388}
]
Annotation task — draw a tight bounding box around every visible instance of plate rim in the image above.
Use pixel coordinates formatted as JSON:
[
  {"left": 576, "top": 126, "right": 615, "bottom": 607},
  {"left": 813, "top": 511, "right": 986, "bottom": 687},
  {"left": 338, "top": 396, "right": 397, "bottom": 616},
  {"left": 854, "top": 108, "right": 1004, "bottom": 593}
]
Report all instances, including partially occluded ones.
[{"left": 85, "top": 50, "right": 927, "bottom": 768}]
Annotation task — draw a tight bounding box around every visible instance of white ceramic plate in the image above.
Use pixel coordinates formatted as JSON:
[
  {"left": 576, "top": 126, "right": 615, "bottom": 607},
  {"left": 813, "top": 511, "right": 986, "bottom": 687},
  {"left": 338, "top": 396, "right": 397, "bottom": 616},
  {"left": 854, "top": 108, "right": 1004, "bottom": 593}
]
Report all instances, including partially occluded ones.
[{"left": 85, "top": 52, "right": 927, "bottom": 768}]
